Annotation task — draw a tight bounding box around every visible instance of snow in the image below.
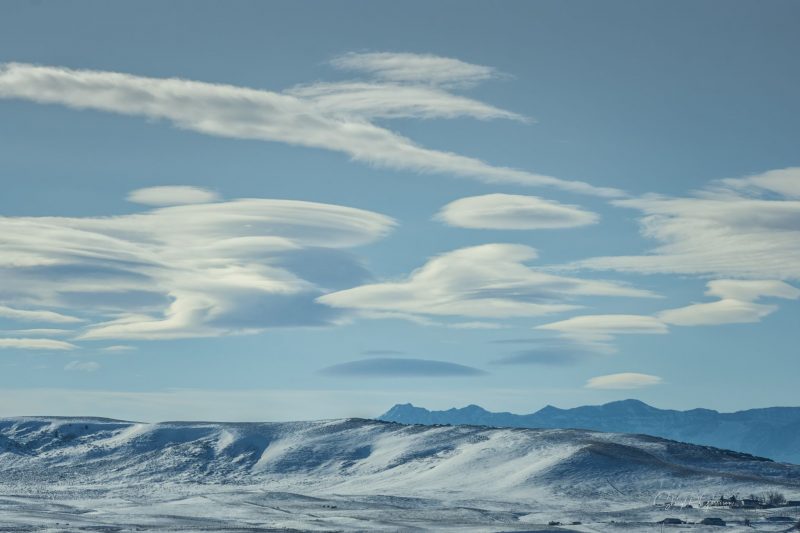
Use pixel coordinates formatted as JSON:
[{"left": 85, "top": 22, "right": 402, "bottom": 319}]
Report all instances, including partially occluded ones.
[{"left": 1, "top": 416, "right": 798, "bottom": 531}]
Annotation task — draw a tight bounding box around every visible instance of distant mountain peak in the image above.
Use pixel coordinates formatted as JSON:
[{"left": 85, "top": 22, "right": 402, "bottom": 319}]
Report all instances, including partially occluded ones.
[{"left": 378, "top": 400, "right": 800, "bottom": 464}]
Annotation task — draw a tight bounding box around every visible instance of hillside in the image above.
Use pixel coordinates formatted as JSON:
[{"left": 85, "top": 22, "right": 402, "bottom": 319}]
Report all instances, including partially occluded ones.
[
  {"left": 380, "top": 400, "right": 800, "bottom": 464},
  {"left": 1, "top": 416, "right": 799, "bottom": 531}
]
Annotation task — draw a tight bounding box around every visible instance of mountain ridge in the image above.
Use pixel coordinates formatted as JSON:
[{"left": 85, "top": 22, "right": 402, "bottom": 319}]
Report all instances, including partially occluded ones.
[{"left": 378, "top": 399, "right": 800, "bottom": 464}]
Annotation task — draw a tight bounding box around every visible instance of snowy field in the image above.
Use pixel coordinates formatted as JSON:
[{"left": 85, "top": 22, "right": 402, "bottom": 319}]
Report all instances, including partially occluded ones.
[{"left": 1, "top": 417, "right": 799, "bottom": 532}]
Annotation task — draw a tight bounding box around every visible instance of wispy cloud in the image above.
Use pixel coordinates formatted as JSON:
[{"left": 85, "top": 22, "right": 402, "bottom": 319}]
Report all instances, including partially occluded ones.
[
  {"left": 577, "top": 167, "right": 800, "bottom": 278},
  {"left": 0, "top": 60, "right": 621, "bottom": 197},
  {"left": 536, "top": 314, "right": 669, "bottom": 342},
  {"left": 585, "top": 372, "right": 662, "bottom": 390},
  {"left": 0, "top": 305, "right": 83, "bottom": 324},
  {"left": 319, "top": 244, "right": 656, "bottom": 320},
  {"left": 320, "top": 357, "right": 487, "bottom": 378},
  {"left": 127, "top": 186, "right": 220, "bottom": 206},
  {"left": 0, "top": 192, "right": 395, "bottom": 341},
  {"left": 436, "top": 193, "right": 599, "bottom": 230},
  {"left": 64, "top": 360, "right": 100, "bottom": 372},
  {"left": 330, "top": 52, "right": 502, "bottom": 87},
  {"left": 658, "top": 279, "right": 799, "bottom": 326},
  {"left": 287, "top": 81, "right": 526, "bottom": 121},
  {"left": 0, "top": 338, "right": 77, "bottom": 350}
]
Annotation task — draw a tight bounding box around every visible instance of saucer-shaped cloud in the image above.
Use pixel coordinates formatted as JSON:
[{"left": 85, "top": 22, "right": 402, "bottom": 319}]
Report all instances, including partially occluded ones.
[
  {"left": 127, "top": 186, "right": 220, "bottom": 206},
  {"left": 537, "top": 314, "right": 668, "bottom": 342},
  {"left": 319, "top": 244, "right": 656, "bottom": 320},
  {"left": 320, "top": 357, "right": 487, "bottom": 377},
  {"left": 437, "top": 193, "right": 599, "bottom": 230},
  {"left": 0, "top": 193, "right": 395, "bottom": 341},
  {"left": 585, "top": 372, "right": 662, "bottom": 390}
]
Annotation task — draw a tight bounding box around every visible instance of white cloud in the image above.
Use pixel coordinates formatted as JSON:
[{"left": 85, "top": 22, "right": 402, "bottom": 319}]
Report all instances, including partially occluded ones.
[
  {"left": 330, "top": 52, "right": 500, "bottom": 87},
  {"left": 0, "top": 305, "right": 82, "bottom": 323},
  {"left": 319, "top": 244, "right": 656, "bottom": 320},
  {"left": 536, "top": 314, "right": 668, "bottom": 342},
  {"left": 101, "top": 345, "right": 136, "bottom": 352},
  {"left": 585, "top": 372, "right": 662, "bottom": 390},
  {"left": 577, "top": 167, "right": 800, "bottom": 278},
  {"left": 287, "top": 82, "right": 526, "bottom": 121},
  {"left": 658, "top": 279, "right": 799, "bottom": 326},
  {"left": 127, "top": 186, "right": 220, "bottom": 206},
  {"left": 720, "top": 167, "right": 800, "bottom": 199},
  {"left": 436, "top": 193, "right": 599, "bottom": 230},
  {"left": 0, "top": 193, "right": 395, "bottom": 341},
  {"left": 64, "top": 360, "right": 100, "bottom": 372},
  {"left": 0, "top": 338, "right": 77, "bottom": 350},
  {"left": 0, "top": 61, "right": 621, "bottom": 197}
]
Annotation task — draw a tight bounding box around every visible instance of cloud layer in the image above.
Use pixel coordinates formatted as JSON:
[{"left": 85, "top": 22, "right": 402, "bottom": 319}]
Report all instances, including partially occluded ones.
[
  {"left": 0, "top": 58, "right": 621, "bottom": 197},
  {"left": 0, "top": 192, "right": 395, "bottom": 341},
  {"left": 436, "top": 193, "right": 599, "bottom": 230},
  {"left": 585, "top": 372, "right": 662, "bottom": 390},
  {"left": 320, "top": 357, "right": 487, "bottom": 377},
  {"left": 127, "top": 186, "right": 220, "bottom": 206},
  {"left": 319, "top": 244, "right": 655, "bottom": 320},
  {"left": 578, "top": 168, "right": 800, "bottom": 279}
]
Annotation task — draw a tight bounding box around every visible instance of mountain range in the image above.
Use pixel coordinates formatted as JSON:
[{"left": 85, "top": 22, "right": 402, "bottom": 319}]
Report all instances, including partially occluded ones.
[{"left": 379, "top": 399, "right": 800, "bottom": 464}]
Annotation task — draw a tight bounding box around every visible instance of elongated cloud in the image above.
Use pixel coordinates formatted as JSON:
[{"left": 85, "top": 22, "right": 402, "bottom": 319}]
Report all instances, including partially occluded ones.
[
  {"left": 436, "top": 193, "right": 599, "bottom": 230},
  {"left": 536, "top": 314, "right": 669, "bottom": 342},
  {"left": 0, "top": 61, "right": 621, "bottom": 197},
  {"left": 658, "top": 279, "right": 799, "bottom": 326},
  {"left": 0, "top": 338, "right": 77, "bottom": 350},
  {"left": 0, "top": 305, "right": 83, "bottom": 324},
  {"left": 320, "top": 357, "right": 487, "bottom": 377},
  {"left": 127, "top": 186, "right": 220, "bottom": 206},
  {"left": 288, "top": 82, "right": 526, "bottom": 121},
  {"left": 330, "top": 52, "right": 500, "bottom": 86},
  {"left": 0, "top": 192, "right": 395, "bottom": 340},
  {"left": 585, "top": 372, "right": 662, "bottom": 390},
  {"left": 319, "top": 244, "right": 656, "bottom": 320},
  {"left": 578, "top": 167, "right": 800, "bottom": 278}
]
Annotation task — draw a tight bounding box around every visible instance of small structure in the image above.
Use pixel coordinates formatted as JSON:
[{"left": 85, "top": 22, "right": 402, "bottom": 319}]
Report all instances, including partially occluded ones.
[
  {"left": 699, "top": 517, "right": 726, "bottom": 526},
  {"left": 658, "top": 518, "right": 684, "bottom": 524}
]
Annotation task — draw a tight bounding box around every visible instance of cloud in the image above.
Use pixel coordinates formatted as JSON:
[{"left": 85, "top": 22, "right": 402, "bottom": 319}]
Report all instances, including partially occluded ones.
[
  {"left": 0, "top": 193, "right": 395, "bottom": 341},
  {"left": 101, "top": 345, "right": 137, "bottom": 352},
  {"left": 577, "top": 167, "right": 800, "bottom": 279},
  {"left": 0, "top": 61, "right": 621, "bottom": 197},
  {"left": 490, "top": 337, "right": 611, "bottom": 365},
  {"left": 319, "top": 357, "right": 487, "bottom": 377},
  {"left": 287, "top": 81, "right": 526, "bottom": 121},
  {"left": 658, "top": 279, "right": 799, "bottom": 326},
  {"left": 0, "top": 305, "right": 83, "bottom": 323},
  {"left": 319, "top": 244, "right": 656, "bottom": 320},
  {"left": 3, "top": 329, "right": 72, "bottom": 336},
  {"left": 436, "top": 193, "right": 599, "bottom": 230},
  {"left": 330, "top": 52, "right": 501, "bottom": 87},
  {"left": 536, "top": 314, "right": 669, "bottom": 342},
  {"left": 127, "top": 186, "right": 220, "bottom": 206},
  {"left": 64, "top": 360, "right": 100, "bottom": 372},
  {"left": 585, "top": 372, "right": 662, "bottom": 390},
  {"left": 0, "top": 338, "right": 77, "bottom": 350}
]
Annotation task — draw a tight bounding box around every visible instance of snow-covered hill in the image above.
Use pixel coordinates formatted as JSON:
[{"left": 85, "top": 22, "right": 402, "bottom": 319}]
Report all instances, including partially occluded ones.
[
  {"left": 380, "top": 399, "right": 800, "bottom": 464},
  {"left": 1, "top": 416, "right": 799, "bottom": 531}
]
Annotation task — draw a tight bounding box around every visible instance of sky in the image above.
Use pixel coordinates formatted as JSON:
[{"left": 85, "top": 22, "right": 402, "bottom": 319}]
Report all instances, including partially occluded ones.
[{"left": 0, "top": 0, "right": 799, "bottom": 422}]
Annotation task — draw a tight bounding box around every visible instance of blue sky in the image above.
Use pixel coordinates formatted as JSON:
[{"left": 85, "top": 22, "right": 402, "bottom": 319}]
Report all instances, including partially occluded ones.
[{"left": 1, "top": 0, "right": 799, "bottom": 421}]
